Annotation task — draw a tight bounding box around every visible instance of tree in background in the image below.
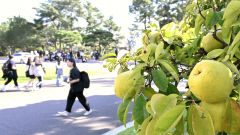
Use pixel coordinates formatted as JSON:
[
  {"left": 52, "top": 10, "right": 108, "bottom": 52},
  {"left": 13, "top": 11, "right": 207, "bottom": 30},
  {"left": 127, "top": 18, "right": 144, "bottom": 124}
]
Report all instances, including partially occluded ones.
[
  {"left": 56, "top": 30, "right": 82, "bottom": 50},
  {"left": 0, "top": 23, "right": 9, "bottom": 55},
  {"left": 129, "top": 0, "right": 155, "bottom": 30},
  {"left": 129, "top": 0, "right": 188, "bottom": 30},
  {"left": 5, "top": 16, "right": 36, "bottom": 52},
  {"left": 154, "top": 0, "right": 188, "bottom": 27},
  {"left": 82, "top": 0, "right": 104, "bottom": 34},
  {"left": 83, "top": 29, "right": 115, "bottom": 54},
  {"left": 0, "top": 0, "right": 122, "bottom": 55}
]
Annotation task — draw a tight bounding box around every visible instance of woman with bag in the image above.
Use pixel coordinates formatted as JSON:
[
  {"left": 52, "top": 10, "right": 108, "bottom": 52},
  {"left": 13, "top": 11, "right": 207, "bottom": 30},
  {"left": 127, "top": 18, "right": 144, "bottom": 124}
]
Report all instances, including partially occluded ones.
[
  {"left": 24, "top": 57, "right": 37, "bottom": 90},
  {"left": 56, "top": 58, "right": 92, "bottom": 117}
]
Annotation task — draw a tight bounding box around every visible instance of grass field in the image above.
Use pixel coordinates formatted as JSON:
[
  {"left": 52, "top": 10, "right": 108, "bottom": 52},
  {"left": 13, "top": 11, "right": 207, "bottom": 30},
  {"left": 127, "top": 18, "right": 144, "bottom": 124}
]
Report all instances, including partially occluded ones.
[{"left": 0, "top": 64, "right": 109, "bottom": 85}]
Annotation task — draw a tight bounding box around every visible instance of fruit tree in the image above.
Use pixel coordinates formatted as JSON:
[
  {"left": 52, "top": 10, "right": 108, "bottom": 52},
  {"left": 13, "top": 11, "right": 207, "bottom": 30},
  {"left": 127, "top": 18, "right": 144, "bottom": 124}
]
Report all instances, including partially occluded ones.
[{"left": 104, "top": 0, "right": 240, "bottom": 134}]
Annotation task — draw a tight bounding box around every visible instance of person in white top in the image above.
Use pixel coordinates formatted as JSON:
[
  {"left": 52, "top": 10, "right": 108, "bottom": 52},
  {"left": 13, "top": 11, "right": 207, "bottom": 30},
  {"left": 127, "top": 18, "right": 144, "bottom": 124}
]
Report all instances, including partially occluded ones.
[
  {"left": 56, "top": 58, "right": 64, "bottom": 86},
  {"left": 33, "top": 57, "right": 45, "bottom": 89},
  {"left": 25, "top": 57, "right": 34, "bottom": 90}
]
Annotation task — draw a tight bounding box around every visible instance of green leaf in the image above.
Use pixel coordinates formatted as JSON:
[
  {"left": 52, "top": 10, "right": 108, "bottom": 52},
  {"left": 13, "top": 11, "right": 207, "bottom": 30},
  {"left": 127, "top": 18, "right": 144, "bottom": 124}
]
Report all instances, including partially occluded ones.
[
  {"left": 134, "top": 120, "right": 139, "bottom": 131},
  {"left": 224, "top": 98, "right": 240, "bottom": 133},
  {"left": 173, "top": 116, "right": 184, "bottom": 135},
  {"left": 191, "top": 104, "right": 215, "bottom": 135},
  {"left": 152, "top": 69, "right": 168, "bottom": 92},
  {"left": 158, "top": 60, "right": 179, "bottom": 82},
  {"left": 155, "top": 42, "right": 164, "bottom": 59},
  {"left": 132, "top": 95, "right": 149, "bottom": 125},
  {"left": 223, "top": 1, "right": 240, "bottom": 20},
  {"left": 140, "top": 46, "right": 151, "bottom": 62},
  {"left": 207, "top": 49, "right": 224, "bottom": 59},
  {"left": 222, "top": 61, "right": 240, "bottom": 79},
  {"left": 232, "top": 18, "right": 240, "bottom": 26},
  {"left": 117, "top": 97, "right": 132, "bottom": 126},
  {"left": 194, "top": 9, "right": 209, "bottom": 35},
  {"left": 195, "top": 14, "right": 205, "bottom": 35},
  {"left": 228, "top": 31, "right": 240, "bottom": 52},
  {"left": 187, "top": 106, "right": 194, "bottom": 135},
  {"left": 222, "top": 17, "right": 234, "bottom": 44},
  {"left": 138, "top": 116, "right": 152, "bottom": 135},
  {"left": 154, "top": 105, "right": 186, "bottom": 135},
  {"left": 205, "top": 10, "right": 219, "bottom": 29},
  {"left": 222, "top": 55, "right": 230, "bottom": 62},
  {"left": 146, "top": 101, "right": 154, "bottom": 115},
  {"left": 151, "top": 94, "right": 178, "bottom": 118},
  {"left": 123, "top": 87, "right": 135, "bottom": 102},
  {"left": 167, "top": 83, "right": 179, "bottom": 95},
  {"left": 228, "top": 31, "right": 240, "bottom": 58}
]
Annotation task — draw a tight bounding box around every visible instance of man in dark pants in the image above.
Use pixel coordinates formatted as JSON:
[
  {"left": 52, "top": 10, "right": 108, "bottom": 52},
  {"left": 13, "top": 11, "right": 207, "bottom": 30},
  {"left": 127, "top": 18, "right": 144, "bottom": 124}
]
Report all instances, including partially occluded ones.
[
  {"left": 1, "top": 55, "right": 20, "bottom": 92},
  {"left": 56, "top": 58, "right": 92, "bottom": 116}
]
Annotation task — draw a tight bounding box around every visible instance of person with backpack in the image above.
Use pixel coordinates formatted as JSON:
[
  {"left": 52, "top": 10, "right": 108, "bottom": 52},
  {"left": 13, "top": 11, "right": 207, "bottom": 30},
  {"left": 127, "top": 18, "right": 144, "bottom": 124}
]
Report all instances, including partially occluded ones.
[
  {"left": 1, "top": 55, "right": 20, "bottom": 92},
  {"left": 56, "top": 58, "right": 92, "bottom": 117}
]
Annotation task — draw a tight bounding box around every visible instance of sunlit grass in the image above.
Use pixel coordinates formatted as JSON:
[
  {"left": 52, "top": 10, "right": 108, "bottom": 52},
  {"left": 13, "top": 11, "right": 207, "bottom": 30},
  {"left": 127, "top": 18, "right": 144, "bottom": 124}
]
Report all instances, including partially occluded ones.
[{"left": 0, "top": 64, "right": 108, "bottom": 85}]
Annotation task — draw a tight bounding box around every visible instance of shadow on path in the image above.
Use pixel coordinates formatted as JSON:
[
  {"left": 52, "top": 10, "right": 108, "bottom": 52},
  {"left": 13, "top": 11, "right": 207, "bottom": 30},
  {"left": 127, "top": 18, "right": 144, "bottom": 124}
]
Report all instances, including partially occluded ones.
[{"left": 0, "top": 94, "right": 131, "bottom": 135}]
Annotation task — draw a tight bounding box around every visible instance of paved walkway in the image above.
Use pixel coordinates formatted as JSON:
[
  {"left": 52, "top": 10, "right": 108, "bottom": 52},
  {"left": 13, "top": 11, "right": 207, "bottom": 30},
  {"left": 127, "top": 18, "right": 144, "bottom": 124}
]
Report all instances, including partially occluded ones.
[{"left": 0, "top": 73, "right": 131, "bottom": 135}]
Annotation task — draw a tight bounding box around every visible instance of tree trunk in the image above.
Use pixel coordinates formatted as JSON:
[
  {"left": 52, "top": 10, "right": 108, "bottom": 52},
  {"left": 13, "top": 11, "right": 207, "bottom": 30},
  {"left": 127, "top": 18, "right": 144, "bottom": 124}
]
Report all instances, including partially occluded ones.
[
  {"left": 144, "top": 15, "right": 147, "bottom": 30},
  {"left": 98, "top": 43, "right": 101, "bottom": 55},
  {"left": 55, "top": 41, "right": 57, "bottom": 50},
  {"left": 59, "top": 39, "right": 62, "bottom": 51}
]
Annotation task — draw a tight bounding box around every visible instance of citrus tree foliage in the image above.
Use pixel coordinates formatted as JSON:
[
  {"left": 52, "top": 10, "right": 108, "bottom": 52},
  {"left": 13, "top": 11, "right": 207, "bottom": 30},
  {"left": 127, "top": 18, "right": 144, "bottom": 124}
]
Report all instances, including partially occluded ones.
[{"left": 104, "top": 0, "right": 240, "bottom": 134}]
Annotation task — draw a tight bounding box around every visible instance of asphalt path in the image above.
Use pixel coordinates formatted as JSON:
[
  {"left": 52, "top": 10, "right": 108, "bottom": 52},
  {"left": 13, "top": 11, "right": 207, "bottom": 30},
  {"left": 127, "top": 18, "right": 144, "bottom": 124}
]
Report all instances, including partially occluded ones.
[{"left": 0, "top": 73, "right": 131, "bottom": 135}]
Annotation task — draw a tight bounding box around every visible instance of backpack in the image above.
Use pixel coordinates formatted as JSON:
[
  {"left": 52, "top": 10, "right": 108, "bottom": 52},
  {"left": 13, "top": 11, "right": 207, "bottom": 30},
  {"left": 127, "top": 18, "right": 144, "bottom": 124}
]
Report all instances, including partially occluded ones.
[
  {"left": 80, "top": 71, "right": 90, "bottom": 88},
  {"left": 2, "top": 60, "right": 11, "bottom": 79}
]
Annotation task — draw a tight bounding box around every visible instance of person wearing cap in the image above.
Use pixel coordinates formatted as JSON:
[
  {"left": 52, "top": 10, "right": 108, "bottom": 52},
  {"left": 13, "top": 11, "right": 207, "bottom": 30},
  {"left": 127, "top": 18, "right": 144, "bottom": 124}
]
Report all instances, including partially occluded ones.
[
  {"left": 56, "top": 58, "right": 92, "bottom": 116},
  {"left": 1, "top": 55, "right": 20, "bottom": 92}
]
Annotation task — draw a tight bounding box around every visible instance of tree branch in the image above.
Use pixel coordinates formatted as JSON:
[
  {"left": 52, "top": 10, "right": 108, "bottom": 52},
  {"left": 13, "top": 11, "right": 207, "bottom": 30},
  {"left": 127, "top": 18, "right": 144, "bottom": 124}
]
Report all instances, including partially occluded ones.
[
  {"left": 213, "top": 26, "right": 228, "bottom": 47},
  {"left": 197, "top": 1, "right": 206, "bottom": 20},
  {"left": 212, "top": 4, "right": 228, "bottom": 47}
]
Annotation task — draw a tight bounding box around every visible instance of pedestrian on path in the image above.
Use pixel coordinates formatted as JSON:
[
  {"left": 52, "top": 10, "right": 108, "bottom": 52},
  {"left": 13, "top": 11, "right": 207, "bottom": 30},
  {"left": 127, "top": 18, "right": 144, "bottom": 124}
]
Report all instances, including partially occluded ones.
[
  {"left": 1, "top": 55, "right": 20, "bottom": 92},
  {"left": 24, "top": 57, "right": 37, "bottom": 90},
  {"left": 34, "top": 57, "right": 45, "bottom": 89},
  {"left": 56, "top": 58, "right": 92, "bottom": 117},
  {"left": 56, "top": 58, "right": 64, "bottom": 87}
]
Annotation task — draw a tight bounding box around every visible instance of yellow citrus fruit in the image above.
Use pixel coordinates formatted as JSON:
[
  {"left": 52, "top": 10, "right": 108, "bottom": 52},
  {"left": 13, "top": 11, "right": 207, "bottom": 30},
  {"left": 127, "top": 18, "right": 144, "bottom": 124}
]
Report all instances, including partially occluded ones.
[
  {"left": 188, "top": 60, "right": 233, "bottom": 103},
  {"left": 200, "top": 101, "right": 228, "bottom": 132},
  {"left": 201, "top": 31, "right": 224, "bottom": 53},
  {"left": 114, "top": 71, "right": 135, "bottom": 98}
]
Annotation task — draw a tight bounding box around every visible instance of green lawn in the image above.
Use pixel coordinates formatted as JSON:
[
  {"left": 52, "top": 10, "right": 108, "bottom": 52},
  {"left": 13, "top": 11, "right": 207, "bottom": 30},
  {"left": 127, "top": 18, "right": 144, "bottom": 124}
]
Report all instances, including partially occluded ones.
[{"left": 0, "top": 64, "right": 108, "bottom": 85}]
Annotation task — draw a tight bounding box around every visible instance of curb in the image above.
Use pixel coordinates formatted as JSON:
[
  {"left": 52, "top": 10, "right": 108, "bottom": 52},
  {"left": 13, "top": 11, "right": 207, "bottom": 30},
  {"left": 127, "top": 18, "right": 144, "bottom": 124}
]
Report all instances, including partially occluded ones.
[{"left": 102, "top": 121, "right": 134, "bottom": 135}]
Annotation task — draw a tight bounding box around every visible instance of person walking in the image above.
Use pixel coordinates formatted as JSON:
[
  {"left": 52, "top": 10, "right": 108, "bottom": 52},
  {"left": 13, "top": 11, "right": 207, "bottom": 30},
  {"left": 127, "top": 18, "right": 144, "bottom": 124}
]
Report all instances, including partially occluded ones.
[
  {"left": 56, "top": 58, "right": 64, "bottom": 87},
  {"left": 1, "top": 55, "right": 20, "bottom": 92},
  {"left": 95, "top": 51, "right": 100, "bottom": 60},
  {"left": 24, "top": 57, "right": 37, "bottom": 91},
  {"left": 33, "top": 57, "right": 45, "bottom": 89},
  {"left": 56, "top": 58, "right": 92, "bottom": 116}
]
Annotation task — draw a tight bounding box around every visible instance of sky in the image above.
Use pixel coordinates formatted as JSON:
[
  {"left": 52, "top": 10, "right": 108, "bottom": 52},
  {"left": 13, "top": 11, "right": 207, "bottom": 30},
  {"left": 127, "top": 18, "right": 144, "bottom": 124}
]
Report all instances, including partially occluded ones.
[{"left": 0, "top": 0, "right": 135, "bottom": 37}]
